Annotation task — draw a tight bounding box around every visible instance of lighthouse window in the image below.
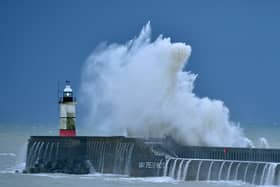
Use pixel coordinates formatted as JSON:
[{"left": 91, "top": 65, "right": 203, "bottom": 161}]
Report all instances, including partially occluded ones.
[{"left": 64, "top": 92, "right": 72, "bottom": 97}]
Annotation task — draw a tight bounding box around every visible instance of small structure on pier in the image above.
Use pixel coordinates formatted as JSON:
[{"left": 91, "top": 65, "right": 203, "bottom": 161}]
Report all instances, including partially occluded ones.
[{"left": 59, "top": 81, "right": 76, "bottom": 136}]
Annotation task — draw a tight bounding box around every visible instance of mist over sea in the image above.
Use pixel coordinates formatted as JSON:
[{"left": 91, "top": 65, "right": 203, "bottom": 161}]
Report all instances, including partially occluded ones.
[{"left": 0, "top": 124, "right": 278, "bottom": 187}]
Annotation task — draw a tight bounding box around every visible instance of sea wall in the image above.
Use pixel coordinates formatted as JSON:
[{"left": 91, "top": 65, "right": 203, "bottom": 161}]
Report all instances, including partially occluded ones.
[
  {"left": 25, "top": 136, "right": 164, "bottom": 175},
  {"left": 25, "top": 136, "right": 280, "bottom": 185},
  {"left": 25, "top": 136, "right": 88, "bottom": 174}
]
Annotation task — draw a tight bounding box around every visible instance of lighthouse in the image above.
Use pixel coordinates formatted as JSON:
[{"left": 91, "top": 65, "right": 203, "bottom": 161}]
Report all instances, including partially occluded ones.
[{"left": 59, "top": 81, "right": 76, "bottom": 136}]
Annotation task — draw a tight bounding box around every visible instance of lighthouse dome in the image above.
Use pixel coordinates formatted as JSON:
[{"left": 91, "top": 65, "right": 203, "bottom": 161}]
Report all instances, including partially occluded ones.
[
  {"left": 63, "top": 82, "right": 73, "bottom": 98},
  {"left": 59, "top": 81, "right": 75, "bottom": 103},
  {"left": 64, "top": 85, "right": 72, "bottom": 93}
]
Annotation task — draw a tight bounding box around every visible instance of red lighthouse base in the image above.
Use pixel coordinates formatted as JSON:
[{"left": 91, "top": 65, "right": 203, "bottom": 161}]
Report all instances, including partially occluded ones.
[{"left": 59, "top": 129, "right": 76, "bottom": 136}]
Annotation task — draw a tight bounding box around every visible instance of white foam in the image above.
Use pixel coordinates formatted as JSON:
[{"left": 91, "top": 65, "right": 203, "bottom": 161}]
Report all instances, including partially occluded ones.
[
  {"left": 13, "top": 162, "right": 26, "bottom": 172},
  {"left": 0, "top": 162, "right": 26, "bottom": 174},
  {"left": 0, "top": 153, "right": 16, "bottom": 157},
  {"left": 24, "top": 173, "right": 69, "bottom": 178},
  {"left": 0, "top": 170, "right": 15, "bottom": 174},
  {"left": 259, "top": 137, "right": 270, "bottom": 148},
  {"left": 104, "top": 176, "right": 178, "bottom": 183},
  {"left": 207, "top": 180, "right": 246, "bottom": 186},
  {"left": 79, "top": 173, "right": 126, "bottom": 179}
]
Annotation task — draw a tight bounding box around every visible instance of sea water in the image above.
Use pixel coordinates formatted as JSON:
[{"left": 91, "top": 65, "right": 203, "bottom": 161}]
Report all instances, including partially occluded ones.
[{"left": 0, "top": 124, "right": 278, "bottom": 187}]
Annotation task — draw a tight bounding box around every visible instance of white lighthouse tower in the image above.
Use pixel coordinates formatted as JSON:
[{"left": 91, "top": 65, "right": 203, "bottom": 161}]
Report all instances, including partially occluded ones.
[{"left": 59, "top": 81, "right": 76, "bottom": 136}]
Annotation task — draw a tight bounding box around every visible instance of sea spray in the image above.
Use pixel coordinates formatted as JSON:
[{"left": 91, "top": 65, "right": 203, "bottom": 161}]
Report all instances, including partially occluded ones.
[
  {"left": 80, "top": 22, "right": 252, "bottom": 147},
  {"left": 259, "top": 137, "right": 269, "bottom": 148}
]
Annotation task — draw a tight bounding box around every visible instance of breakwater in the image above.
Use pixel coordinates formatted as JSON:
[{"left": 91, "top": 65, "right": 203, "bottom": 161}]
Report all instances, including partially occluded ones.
[{"left": 25, "top": 136, "right": 280, "bottom": 185}]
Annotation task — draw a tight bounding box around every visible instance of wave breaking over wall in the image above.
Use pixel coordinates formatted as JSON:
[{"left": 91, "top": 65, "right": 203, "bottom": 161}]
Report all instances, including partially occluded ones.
[{"left": 80, "top": 22, "right": 253, "bottom": 147}]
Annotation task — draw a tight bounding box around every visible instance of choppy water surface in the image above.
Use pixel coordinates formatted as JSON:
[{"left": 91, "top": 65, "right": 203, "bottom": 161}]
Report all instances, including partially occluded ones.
[{"left": 0, "top": 124, "right": 278, "bottom": 187}]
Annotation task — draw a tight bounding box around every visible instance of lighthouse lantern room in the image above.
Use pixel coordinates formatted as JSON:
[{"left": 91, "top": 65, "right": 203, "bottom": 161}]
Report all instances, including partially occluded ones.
[{"left": 59, "top": 81, "right": 76, "bottom": 136}]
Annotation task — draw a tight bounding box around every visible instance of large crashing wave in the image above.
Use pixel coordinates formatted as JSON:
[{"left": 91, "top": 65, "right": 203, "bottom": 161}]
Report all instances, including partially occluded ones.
[{"left": 80, "top": 22, "right": 253, "bottom": 147}]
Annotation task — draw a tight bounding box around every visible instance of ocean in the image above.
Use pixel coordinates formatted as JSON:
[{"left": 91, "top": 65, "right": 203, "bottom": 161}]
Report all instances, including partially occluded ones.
[{"left": 0, "top": 124, "right": 279, "bottom": 187}]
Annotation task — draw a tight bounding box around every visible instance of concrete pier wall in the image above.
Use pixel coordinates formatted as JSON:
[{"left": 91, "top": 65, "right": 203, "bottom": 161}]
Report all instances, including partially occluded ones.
[{"left": 25, "top": 136, "right": 280, "bottom": 185}]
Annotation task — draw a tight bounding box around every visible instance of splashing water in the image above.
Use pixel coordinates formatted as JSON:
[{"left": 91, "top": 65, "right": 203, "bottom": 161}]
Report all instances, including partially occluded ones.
[
  {"left": 80, "top": 22, "right": 253, "bottom": 147},
  {"left": 259, "top": 137, "right": 269, "bottom": 148}
]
